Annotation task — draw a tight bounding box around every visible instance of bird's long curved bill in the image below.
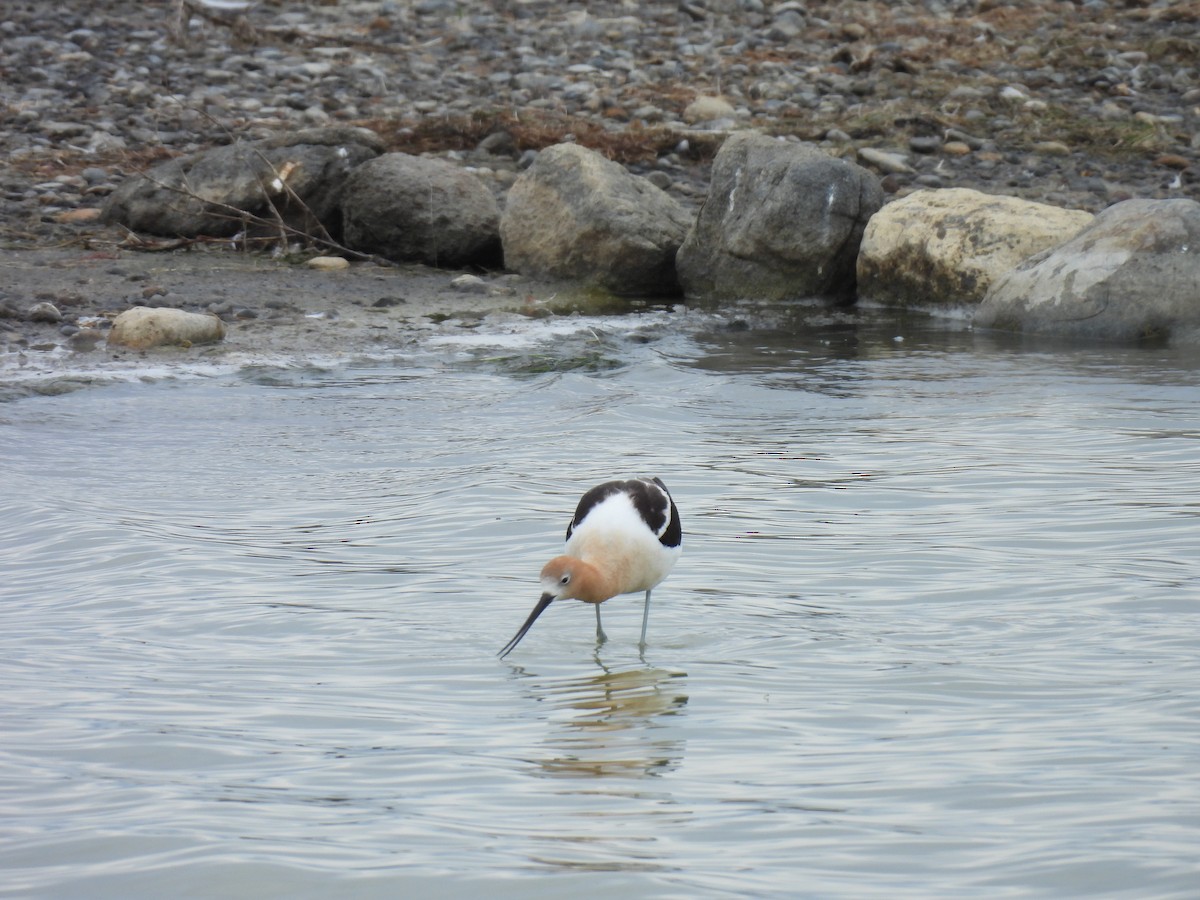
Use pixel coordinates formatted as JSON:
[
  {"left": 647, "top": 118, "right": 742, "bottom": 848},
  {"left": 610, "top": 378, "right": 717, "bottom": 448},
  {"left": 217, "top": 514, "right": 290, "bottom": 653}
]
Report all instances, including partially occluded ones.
[{"left": 498, "top": 594, "right": 553, "bottom": 659}]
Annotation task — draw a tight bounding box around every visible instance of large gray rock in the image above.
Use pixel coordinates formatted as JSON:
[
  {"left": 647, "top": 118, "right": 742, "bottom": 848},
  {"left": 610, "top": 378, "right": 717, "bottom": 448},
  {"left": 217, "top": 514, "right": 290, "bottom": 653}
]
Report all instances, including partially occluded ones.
[
  {"left": 857, "top": 188, "right": 1094, "bottom": 308},
  {"left": 340, "top": 153, "right": 502, "bottom": 267},
  {"left": 499, "top": 142, "right": 693, "bottom": 296},
  {"left": 975, "top": 198, "right": 1200, "bottom": 344},
  {"left": 101, "top": 127, "right": 383, "bottom": 238},
  {"left": 676, "top": 133, "right": 883, "bottom": 302}
]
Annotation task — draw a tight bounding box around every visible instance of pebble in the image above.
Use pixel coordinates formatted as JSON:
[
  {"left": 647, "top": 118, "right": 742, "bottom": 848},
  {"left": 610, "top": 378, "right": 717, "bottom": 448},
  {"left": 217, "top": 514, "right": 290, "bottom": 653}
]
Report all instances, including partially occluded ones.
[
  {"left": 306, "top": 256, "right": 350, "bottom": 271},
  {"left": 68, "top": 328, "right": 106, "bottom": 351},
  {"left": 1156, "top": 154, "right": 1190, "bottom": 171},
  {"left": 909, "top": 136, "right": 941, "bottom": 155},
  {"left": 1034, "top": 141, "right": 1072, "bottom": 157},
  {"left": 858, "top": 148, "right": 915, "bottom": 175},
  {"left": 683, "top": 96, "right": 736, "bottom": 125},
  {"left": 55, "top": 208, "right": 102, "bottom": 224},
  {"left": 449, "top": 274, "right": 489, "bottom": 294},
  {"left": 28, "top": 302, "right": 62, "bottom": 323}
]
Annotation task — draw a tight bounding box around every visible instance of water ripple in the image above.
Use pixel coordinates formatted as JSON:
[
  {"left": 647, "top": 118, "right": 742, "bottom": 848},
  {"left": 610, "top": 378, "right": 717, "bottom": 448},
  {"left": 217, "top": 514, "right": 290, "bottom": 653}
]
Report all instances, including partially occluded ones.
[{"left": 2, "top": 325, "right": 1199, "bottom": 897}]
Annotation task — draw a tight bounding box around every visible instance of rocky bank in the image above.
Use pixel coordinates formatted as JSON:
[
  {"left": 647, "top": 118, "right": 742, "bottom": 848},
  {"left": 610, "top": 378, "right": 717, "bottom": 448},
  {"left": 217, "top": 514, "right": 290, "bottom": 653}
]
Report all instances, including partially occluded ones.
[{"left": 2, "top": 0, "right": 1199, "bottom": 369}]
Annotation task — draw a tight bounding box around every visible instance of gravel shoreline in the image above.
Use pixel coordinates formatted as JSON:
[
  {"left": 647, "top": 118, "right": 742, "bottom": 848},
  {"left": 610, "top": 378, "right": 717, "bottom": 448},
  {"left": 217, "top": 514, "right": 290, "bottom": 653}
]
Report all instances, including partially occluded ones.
[{"left": 2, "top": 0, "right": 1198, "bottom": 373}]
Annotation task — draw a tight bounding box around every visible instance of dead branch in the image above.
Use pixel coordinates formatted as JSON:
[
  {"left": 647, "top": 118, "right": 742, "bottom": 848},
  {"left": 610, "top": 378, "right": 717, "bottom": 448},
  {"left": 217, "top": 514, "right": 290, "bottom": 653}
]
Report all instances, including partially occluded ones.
[{"left": 125, "top": 157, "right": 394, "bottom": 266}]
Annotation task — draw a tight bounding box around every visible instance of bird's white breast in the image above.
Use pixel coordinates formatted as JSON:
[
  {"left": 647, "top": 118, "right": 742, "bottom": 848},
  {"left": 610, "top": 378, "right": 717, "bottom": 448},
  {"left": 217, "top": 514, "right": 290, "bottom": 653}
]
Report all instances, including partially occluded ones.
[{"left": 565, "top": 491, "right": 680, "bottom": 595}]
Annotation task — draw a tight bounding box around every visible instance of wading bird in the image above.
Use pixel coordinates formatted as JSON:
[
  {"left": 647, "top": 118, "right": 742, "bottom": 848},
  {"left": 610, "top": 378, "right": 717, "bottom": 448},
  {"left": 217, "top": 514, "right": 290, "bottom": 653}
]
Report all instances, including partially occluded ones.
[{"left": 498, "top": 477, "right": 682, "bottom": 658}]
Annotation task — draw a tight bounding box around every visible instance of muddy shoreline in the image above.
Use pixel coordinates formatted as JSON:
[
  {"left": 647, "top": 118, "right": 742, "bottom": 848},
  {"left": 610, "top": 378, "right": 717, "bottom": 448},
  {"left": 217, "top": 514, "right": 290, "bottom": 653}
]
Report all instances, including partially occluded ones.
[
  {"left": 0, "top": 243, "right": 703, "bottom": 397},
  {"left": 2, "top": 1, "right": 1197, "bottom": 384}
]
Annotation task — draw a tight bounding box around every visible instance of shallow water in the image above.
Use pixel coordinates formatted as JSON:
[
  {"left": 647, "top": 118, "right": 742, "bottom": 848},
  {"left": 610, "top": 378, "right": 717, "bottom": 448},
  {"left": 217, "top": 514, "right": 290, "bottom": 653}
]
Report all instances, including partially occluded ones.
[{"left": 2, "top": 306, "right": 1199, "bottom": 898}]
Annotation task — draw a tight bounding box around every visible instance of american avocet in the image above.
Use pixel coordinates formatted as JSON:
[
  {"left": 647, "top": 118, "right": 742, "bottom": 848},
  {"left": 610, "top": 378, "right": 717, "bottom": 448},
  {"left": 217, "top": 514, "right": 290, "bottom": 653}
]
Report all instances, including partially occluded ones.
[{"left": 498, "top": 477, "right": 682, "bottom": 658}]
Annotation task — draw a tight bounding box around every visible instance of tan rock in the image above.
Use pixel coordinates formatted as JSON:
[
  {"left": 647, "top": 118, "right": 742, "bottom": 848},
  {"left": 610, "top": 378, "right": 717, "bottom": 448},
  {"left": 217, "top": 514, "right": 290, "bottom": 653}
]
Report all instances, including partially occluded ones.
[
  {"left": 683, "top": 95, "right": 736, "bottom": 124},
  {"left": 306, "top": 256, "right": 350, "bottom": 270},
  {"left": 107, "top": 307, "right": 226, "bottom": 350},
  {"left": 856, "top": 188, "right": 1094, "bottom": 307},
  {"left": 56, "top": 207, "right": 102, "bottom": 224},
  {"left": 1033, "top": 140, "right": 1072, "bottom": 156}
]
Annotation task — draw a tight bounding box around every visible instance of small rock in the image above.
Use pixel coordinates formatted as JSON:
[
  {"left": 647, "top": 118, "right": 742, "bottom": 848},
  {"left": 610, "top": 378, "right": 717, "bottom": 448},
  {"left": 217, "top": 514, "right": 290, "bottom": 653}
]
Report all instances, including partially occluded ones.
[
  {"left": 999, "top": 85, "right": 1031, "bottom": 103},
  {"left": 450, "top": 274, "right": 489, "bottom": 293},
  {"left": 307, "top": 256, "right": 350, "bottom": 270},
  {"left": 1033, "top": 141, "right": 1072, "bottom": 156},
  {"left": 644, "top": 171, "right": 673, "bottom": 190},
  {"left": 1156, "top": 154, "right": 1191, "bottom": 171},
  {"left": 41, "top": 121, "right": 91, "bottom": 139},
  {"left": 857, "top": 148, "right": 914, "bottom": 174},
  {"left": 28, "top": 302, "right": 62, "bottom": 323},
  {"left": 477, "top": 130, "right": 517, "bottom": 157},
  {"left": 768, "top": 9, "right": 805, "bottom": 41},
  {"left": 55, "top": 208, "right": 102, "bottom": 224},
  {"left": 683, "top": 95, "right": 736, "bottom": 125},
  {"left": 945, "top": 129, "right": 985, "bottom": 150},
  {"left": 68, "top": 328, "right": 106, "bottom": 352}
]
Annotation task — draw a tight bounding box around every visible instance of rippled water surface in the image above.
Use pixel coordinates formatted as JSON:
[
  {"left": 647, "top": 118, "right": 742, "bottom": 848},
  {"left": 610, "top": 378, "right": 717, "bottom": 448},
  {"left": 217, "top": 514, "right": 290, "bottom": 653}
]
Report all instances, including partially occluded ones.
[{"left": 2, "top": 308, "right": 1199, "bottom": 898}]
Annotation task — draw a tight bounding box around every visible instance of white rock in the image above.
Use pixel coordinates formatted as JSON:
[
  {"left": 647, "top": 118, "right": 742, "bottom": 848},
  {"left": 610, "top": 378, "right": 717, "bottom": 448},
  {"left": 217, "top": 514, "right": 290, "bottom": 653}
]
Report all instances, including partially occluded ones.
[
  {"left": 306, "top": 256, "right": 350, "bottom": 270},
  {"left": 450, "top": 274, "right": 488, "bottom": 293},
  {"left": 683, "top": 95, "right": 736, "bottom": 124},
  {"left": 107, "top": 307, "right": 226, "bottom": 350},
  {"left": 857, "top": 147, "right": 914, "bottom": 174}
]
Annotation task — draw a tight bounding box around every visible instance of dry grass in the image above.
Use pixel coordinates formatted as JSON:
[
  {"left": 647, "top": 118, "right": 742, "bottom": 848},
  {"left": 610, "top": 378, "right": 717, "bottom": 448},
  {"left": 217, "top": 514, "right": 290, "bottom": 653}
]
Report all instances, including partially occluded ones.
[{"left": 360, "top": 108, "right": 708, "bottom": 165}]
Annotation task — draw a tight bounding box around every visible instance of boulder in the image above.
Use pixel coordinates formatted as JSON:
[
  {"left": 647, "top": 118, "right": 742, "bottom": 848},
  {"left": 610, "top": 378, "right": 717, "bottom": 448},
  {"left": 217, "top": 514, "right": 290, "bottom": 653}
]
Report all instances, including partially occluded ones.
[
  {"left": 107, "top": 307, "right": 226, "bottom": 349},
  {"left": 676, "top": 133, "right": 883, "bottom": 302},
  {"left": 500, "top": 142, "right": 693, "bottom": 296},
  {"left": 101, "top": 127, "right": 383, "bottom": 238},
  {"left": 857, "top": 188, "right": 1094, "bottom": 307},
  {"left": 340, "top": 153, "right": 502, "bottom": 268},
  {"left": 974, "top": 198, "right": 1200, "bottom": 343}
]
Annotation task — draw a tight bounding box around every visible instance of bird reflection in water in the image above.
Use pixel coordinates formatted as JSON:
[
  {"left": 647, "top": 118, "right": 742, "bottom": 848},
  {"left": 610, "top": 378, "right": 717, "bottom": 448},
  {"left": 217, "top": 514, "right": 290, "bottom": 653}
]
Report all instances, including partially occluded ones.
[{"left": 512, "top": 663, "right": 689, "bottom": 778}]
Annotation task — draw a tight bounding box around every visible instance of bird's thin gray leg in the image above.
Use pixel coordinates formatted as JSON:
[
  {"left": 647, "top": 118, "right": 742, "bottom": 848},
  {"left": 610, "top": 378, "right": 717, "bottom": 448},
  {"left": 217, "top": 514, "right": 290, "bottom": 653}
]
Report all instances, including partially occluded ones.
[
  {"left": 595, "top": 604, "right": 607, "bottom": 644},
  {"left": 639, "top": 589, "right": 652, "bottom": 648}
]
